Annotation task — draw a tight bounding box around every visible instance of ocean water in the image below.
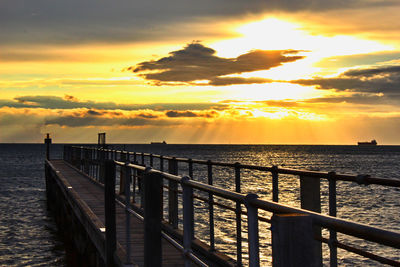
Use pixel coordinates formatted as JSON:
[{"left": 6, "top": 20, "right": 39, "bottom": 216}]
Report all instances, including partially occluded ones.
[
  {"left": 0, "top": 144, "right": 65, "bottom": 266},
  {"left": 0, "top": 144, "right": 399, "bottom": 266}
]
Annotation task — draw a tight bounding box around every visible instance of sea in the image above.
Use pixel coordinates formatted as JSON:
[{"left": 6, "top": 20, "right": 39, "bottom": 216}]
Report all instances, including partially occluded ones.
[{"left": 0, "top": 144, "right": 399, "bottom": 266}]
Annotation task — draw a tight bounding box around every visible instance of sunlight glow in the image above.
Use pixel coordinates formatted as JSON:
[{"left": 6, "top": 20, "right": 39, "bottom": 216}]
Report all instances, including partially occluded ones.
[{"left": 211, "top": 17, "right": 394, "bottom": 80}]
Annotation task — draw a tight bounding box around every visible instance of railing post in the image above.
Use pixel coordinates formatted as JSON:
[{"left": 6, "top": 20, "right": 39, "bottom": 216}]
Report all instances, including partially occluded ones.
[
  {"left": 272, "top": 165, "right": 279, "bottom": 202},
  {"left": 300, "top": 176, "right": 323, "bottom": 265},
  {"left": 234, "top": 162, "right": 243, "bottom": 266},
  {"left": 207, "top": 160, "right": 215, "bottom": 251},
  {"left": 244, "top": 193, "right": 260, "bottom": 267},
  {"left": 119, "top": 152, "right": 127, "bottom": 194},
  {"left": 271, "top": 213, "right": 319, "bottom": 267},
  {"left": 104, "top": 160, "right": 116, "bottom": 266},
  {"left": 143, "top": 167, "right": 162, "bottom": 267},
  {"left": 181, "top": 176, "right": 194, "bottom": 267},
  {"left": 328, "top": 171, "right": 338, "bottom": 267},
  {"left": 83, "top": 148, "right": 89, "bottom": 174},
  {"left": 44, "top": 133, "right": 52, "bottom": 160},
  {"left": 140, "top": 167, "right": 145, "bottom": 208},
  {"left": 79, "top": 146, "right": 83, "bottom": 171},
  {"left": 99, "top": 149, "right": 106, "bottom": 184},
  {"left": 160, "top": 155, "right": 164, "bottom": 172},
  {"left": 124, "top": 161, "right": 132, "bottom": 265},
  {"left": 132, "top": 161, "right": 138, "bottom": 204},
  {"left": 168, "top": 157, "right": 179, "bottom": 229}
]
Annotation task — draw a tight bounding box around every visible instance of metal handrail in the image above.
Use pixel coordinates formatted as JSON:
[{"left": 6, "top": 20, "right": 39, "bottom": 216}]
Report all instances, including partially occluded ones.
[
  {"left": 115, "top": 160, "right": 400, "bottom": 249},
  {"left": 75, "top": 146, "right": 400, "bottom": 187},
  {"left": 64, "top": 145, "right": 400, "bottom": 266}
]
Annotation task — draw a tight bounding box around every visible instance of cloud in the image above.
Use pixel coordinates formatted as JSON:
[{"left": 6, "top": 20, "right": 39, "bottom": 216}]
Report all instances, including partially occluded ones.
[
  {"left": 0, "top": 95, "right": 226, "bottom": 111},
  {"left": 208, "top": 77, "right": 274, "bottom": 86},
  {"left": 2, "top": 0, "right": 396, "bottom": 46},
  {"left": 165, "top": 110, "right": 197, "bottom": 117},
  {"left": 165, "top": 110, "right": 219, "bottom": 118},
  {"left": 314, "top": 51, "right": 400, "bottom": 69},
  {"left": 127, "top": 42, "right": 304, "bottom": 85},
  {"left": 44, "top": 116, "right": 173, "bottom": 128},
  {"left": 292, "top": 65, "right": 400, "bottom": 94},
  {"left": 0, "top": 78, "right": 143, "bottom": 88}
]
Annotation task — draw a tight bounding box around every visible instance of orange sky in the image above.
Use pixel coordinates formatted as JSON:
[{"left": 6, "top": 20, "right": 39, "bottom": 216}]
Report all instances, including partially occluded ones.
[{"left": 1, "top": 1, "right": 400, "bottom": 144}]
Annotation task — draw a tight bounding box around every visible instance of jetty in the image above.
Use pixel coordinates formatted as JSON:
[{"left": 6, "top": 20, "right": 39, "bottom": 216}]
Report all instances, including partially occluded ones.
[{"left": 44, "top": 134, "right": 400, "bottom": 266}]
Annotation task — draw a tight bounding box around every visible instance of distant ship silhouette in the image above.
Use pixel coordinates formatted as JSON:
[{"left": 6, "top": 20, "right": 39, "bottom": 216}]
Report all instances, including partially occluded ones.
[
  {"left": 357, "top": 140, "right": 377, "bottom": 146},
  {"left": 151, "top": 141, "right": 167, "bottom": 145}
]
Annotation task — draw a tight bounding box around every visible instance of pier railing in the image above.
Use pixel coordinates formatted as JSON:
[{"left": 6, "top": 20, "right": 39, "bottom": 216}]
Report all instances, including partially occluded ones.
[{"left": 63, "top": 145, "right": 400, "bottom": 266}]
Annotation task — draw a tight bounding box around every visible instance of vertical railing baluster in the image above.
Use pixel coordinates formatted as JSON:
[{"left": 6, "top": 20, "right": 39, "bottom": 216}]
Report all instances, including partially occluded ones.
[
  {"left": 119, "top": 152, "right": 127, "bottom": 194},
  {"left": 150, "top": 154, "right": 153, "bottom": 167},
  {"left": 207, "top": 160, "right": 215, "bottom": 251},
  {"left": 98, "top": 148, "right": 104, "bottom": 183},
  {"left": 91, "top": 148, "right": 94, "bottom": 178},
  {"left": 104, "top": 160, "right": 116, "bottom": 266},
  {"left": 272, "top": 165, "right": 279, "bottom": 202},
  {"left": 235, "top": 162, "right": 243, "bottom": 266},
  {"left": 132, "top": 160, "right": 137, "bottom": 204},
  {"left": 141, "top": 152, "right": 145, "bottom": 166},
  {"left": 79, "top": 146, "right": 83, "bottom": 171},
  {"left": 168, "top": 158, "right": 179, "bottom": 229},
  {"left": 329, "top": 171, "right": 338, "bottom": 267},
  {"left": 124, "top": 161, "right": 132, "bottom": 265},
  {"left": 181, "top": 176, "right": 194, "bottom": 267},
  {"left": 160, "top": 155, "right": 164, "bottom": 221},
  {"left": 244, "top": 194, "right": 260, "bottom": 267},
  {"left": 188, "top": 159, "right": 194, "bottom": 240}
]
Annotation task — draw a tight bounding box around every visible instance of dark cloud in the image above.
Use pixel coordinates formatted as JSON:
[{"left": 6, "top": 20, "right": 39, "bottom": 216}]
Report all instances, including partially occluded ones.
[
  {"left": 136, "top": 112, "right": 160, "bottom": 119},
  {"left": 86, "top": 110, "right": 103, "bottom": 116},
  {"left": 165, "top": 110, "right": 197, "bottom": 117},
  {"left": 2, "top": 0, "right": 396, "bottom": 45},
  {"left": 165, "top": 110, "right": 219, "bottom": 118},
  {"left": 292, "top": 65, "right": 400, "bottom": 94},
  {"left": 209, "top": 77, "right": 274, "bottom": 86},
  {"left": 128, "top": 42, "right": 304, "bottom": 85},
  {"left": 0, "top": 95, "right": 226, "bottom": 111},
  {"left": 43, "top": 109, "right": 219, "bottom": 127},
  {"left": 85, "top": 109, "right": 123, "bottom": 116},
  {"left": 44, "top": 116, "right": 174, "bottom": 128}
]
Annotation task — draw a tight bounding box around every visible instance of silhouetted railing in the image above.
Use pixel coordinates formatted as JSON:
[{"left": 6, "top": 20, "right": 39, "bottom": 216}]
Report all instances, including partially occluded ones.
[{"left": 63, "top": 145, "right": 400, "bottom": 266}]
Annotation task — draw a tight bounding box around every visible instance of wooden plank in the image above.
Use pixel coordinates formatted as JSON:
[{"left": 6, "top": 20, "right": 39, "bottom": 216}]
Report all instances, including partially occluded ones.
[{"left": 49, "top": 160, "right": 187, "bottom": 267}]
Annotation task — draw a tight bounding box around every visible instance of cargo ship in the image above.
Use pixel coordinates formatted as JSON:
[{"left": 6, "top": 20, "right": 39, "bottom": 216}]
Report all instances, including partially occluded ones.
[
  {"left": 151, "top": 141, "right": 167, "bottom": 145},
  {"left": 357, "top": 140, "right": 377, "bottom": 146}
]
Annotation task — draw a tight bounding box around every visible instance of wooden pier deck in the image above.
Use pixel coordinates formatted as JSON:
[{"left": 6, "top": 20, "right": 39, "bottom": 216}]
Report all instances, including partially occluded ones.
[{"left": 46, "top": 159, "right": 187, "bottom": 266}]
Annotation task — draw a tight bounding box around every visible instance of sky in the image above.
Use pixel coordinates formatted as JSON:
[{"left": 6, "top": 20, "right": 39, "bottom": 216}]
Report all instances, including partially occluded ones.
[{"left": 1, "top": 0, "right": 400, "bottom": 144}]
